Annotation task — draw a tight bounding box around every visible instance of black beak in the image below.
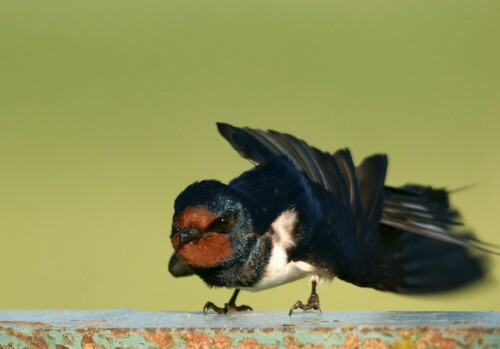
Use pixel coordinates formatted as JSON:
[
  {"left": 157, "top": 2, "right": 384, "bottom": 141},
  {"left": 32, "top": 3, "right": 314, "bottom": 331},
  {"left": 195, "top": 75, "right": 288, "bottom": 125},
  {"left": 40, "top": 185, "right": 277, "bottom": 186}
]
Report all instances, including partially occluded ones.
[{"left": 179, "top": 228, "right": 203, "bottom": 245}]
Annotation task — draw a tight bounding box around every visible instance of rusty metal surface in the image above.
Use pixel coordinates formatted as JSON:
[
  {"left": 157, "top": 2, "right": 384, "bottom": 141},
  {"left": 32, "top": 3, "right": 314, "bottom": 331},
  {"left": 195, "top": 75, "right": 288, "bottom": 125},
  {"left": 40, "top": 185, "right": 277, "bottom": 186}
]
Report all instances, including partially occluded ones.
[{"left": 0, "top": 310, "right": 499, "bottom": 348}]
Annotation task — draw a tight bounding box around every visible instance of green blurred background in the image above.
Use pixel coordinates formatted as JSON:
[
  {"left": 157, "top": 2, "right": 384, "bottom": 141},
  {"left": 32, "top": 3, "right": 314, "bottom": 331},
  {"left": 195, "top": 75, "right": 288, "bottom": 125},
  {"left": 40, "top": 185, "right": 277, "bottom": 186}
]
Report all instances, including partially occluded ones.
[{"left": 1, "top": 1, "right": 499, "bottom": 311}]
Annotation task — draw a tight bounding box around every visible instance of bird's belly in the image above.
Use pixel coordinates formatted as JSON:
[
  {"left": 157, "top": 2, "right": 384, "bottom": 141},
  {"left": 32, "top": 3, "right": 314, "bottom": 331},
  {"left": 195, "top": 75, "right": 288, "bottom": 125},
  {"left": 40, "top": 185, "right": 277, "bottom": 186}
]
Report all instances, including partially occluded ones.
[{"left": 241, "top": 260, "right": 317, "bottom": 292}]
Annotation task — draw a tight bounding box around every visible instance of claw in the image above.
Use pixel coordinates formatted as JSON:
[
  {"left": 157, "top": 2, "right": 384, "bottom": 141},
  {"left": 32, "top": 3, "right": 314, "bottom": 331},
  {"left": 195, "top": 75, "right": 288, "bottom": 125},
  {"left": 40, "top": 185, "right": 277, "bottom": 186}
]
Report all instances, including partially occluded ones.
[
  {"left": 226, "top": 303, "right": 253, "bottom": 314},
  {"left": 289, "top": 279, "right": 321, "bottom": 316},
  {"left": 203, "top": 301, "right": 226, "bottom": 314},
  {"left": 202, "top": 289, "right": 253, "bottom": 315}
]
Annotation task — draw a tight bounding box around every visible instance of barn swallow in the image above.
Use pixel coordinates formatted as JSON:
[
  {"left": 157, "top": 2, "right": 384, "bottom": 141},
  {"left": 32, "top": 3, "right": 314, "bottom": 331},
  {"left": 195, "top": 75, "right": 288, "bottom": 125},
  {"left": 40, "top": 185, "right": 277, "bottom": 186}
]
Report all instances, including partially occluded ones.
[{"left": 168, "top": 123, "right": 497, "bottom": 315}]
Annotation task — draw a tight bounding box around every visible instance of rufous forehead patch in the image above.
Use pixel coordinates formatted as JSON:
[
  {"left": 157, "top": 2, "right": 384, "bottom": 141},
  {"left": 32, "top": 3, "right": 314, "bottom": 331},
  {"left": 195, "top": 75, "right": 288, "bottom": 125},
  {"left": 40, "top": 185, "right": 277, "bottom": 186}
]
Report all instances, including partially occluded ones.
[{"left": 175, "top": 206, "right": 218, "bottom": 232}]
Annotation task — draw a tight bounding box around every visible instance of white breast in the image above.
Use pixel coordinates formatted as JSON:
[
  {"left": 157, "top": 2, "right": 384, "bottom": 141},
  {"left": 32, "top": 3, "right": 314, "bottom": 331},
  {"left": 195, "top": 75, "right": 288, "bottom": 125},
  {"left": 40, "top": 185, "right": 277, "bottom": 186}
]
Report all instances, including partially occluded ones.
[{"left": 241, "top": 210, "right": 321, "bottom": 292}]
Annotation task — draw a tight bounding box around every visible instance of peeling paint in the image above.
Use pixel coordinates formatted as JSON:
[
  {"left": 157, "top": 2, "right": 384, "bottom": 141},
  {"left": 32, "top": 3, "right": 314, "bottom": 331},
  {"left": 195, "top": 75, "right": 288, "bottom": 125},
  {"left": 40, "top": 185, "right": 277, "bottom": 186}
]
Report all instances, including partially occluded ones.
[{"left": 0, "top": 311, "right": 499, "bottom": 348}]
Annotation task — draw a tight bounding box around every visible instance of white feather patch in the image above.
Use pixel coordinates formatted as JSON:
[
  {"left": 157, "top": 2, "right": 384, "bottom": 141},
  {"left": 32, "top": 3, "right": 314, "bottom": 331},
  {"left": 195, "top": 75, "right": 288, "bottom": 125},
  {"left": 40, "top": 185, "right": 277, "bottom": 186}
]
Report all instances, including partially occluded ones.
[
  {"left": 411, "top": 220, "right": 448, "bottom": 234},
  {"left": 242, "top": 209, "right": 326, "bottom": 292},
  {"left": 401, "top": 202, "right": 427, "bottom": 211}
]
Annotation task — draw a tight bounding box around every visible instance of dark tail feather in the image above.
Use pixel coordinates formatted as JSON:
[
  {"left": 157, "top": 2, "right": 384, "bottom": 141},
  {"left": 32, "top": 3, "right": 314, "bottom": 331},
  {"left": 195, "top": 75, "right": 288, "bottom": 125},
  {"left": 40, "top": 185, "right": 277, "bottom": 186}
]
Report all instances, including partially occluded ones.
[
  {"left": 383, "top": 226, "right": 486, "bottom": 294},
  {"left": 375, "top": 184, "right": 492, "bottom": 293},
  {"left": 341, "top": 224, "right": 488, "bottom": 294},
  {"left": 339, "top": 184, "right": 491, "bottom": 293},
  {"left": 381, "top": 185, "right": 500, "bottom": 255}
]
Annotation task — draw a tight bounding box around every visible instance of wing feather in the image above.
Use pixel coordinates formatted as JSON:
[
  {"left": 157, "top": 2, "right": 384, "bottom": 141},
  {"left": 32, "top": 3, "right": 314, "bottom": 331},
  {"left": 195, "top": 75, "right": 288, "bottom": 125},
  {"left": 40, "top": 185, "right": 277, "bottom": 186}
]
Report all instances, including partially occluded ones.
[{"left": 217, "top": 122, "right": 356, "bottom": 206}]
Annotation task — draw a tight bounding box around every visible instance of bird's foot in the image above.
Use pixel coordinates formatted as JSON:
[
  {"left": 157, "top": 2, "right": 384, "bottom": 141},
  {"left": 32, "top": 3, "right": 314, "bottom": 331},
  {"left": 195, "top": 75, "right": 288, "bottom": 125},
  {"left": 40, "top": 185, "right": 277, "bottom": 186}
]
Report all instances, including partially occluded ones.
[
  {"left": 203, "top": 301, "right": 253, "bottom": 314},
  {"left": 289, "top": 280, "right": 321, "bottom": 316}
]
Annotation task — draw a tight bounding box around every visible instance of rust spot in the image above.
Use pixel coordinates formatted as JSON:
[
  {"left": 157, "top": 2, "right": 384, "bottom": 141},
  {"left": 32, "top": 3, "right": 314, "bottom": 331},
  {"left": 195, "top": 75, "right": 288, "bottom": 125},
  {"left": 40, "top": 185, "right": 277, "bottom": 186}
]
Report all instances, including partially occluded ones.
[
  {"left": 237, "top": 338, "right": 279, "bottom": 349},
  {"left": 184, "top": 332, "right": 211, "bottom": 348},
  {"left": 110, "top": 328, "right": 130, "bottom": 338},
  {"left": 213, "top": 334, "right": 233, "bottom": 348},
  {"left": 175, "top": 233, "right": 232, "bottom": 268},
  {"left": 342, "top": 334, "right": 361, "bottom": 348},
  {"left": 0, "top": 321, "right": 49, "bottom": 327},
  {"left": 362, "top": 338, "right": 388, "bottom": 349},
  {"left": 63, "top": 333, "right": 75, "bottom": 345},
  {"left": 81, "top": 332, "right": 100, "bottom": 349},
  {"left": 415, "top": 331, "right": 461, "bottom": 349},
  {"left": 175, "top": 206, "right": 218, "bottom": 232},
  {"left": 147, "top": 332, "right": 174, "bottom": 347},
  {"left": 1, "top": 327, "right": 49, "bottom": 349}
]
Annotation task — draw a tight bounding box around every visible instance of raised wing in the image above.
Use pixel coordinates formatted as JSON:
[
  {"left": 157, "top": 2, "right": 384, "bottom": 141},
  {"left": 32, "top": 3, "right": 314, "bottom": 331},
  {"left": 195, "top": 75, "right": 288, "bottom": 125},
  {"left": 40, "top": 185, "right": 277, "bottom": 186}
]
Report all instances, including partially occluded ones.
[
  {"left": 217, "top": 122, "right": 499, "bottom": 255},
  {"left": 217, "top": 122, "right": 365, "bottom": 222}
]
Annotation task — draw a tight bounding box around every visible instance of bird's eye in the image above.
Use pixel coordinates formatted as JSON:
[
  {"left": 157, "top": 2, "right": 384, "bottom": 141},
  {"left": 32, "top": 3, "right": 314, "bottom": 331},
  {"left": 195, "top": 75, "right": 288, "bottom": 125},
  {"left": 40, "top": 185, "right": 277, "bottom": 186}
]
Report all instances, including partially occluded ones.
[
  {"left": 209, "top": 212, "right": 236, "bottom": 232},
  {"left": 219, "top": 216, "right": 231, "bottom": 228}
]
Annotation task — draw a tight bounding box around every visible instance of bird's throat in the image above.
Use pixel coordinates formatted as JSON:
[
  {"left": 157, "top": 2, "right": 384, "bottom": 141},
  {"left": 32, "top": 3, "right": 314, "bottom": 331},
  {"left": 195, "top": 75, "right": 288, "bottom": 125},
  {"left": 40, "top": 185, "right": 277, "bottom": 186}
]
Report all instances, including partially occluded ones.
[{"left": 175, "top": 233, "right": 233, "bottom": 268}]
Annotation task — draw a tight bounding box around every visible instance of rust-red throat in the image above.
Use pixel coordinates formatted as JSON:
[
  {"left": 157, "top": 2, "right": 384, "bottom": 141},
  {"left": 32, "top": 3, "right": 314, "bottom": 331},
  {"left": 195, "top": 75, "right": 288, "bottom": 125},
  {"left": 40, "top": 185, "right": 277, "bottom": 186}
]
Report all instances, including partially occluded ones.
[{"left": 171, "top": 206, "right": 233, "bottom": 268}]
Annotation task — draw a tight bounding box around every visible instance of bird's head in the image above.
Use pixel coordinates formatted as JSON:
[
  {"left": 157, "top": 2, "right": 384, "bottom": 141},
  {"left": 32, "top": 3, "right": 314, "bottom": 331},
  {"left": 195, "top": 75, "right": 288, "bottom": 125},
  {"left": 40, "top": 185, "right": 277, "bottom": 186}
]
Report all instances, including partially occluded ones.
[{"left": 170, "top": 180, "right": 255, "bottom": 270}]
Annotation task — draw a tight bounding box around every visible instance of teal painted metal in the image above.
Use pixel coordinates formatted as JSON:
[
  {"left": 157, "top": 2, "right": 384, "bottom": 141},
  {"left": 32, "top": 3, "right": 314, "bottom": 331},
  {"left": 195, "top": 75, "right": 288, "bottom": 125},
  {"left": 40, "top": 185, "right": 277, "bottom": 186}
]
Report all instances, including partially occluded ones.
[{"left": 0, "top": 310, "right": 499, "bottom": 348}]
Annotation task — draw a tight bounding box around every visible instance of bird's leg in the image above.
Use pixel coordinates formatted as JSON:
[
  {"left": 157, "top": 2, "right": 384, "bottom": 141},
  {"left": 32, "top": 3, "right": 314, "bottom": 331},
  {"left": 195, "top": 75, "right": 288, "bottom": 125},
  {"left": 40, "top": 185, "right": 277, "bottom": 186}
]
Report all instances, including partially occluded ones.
[
  {"left": 289, "top": 278, "right": 322, "bottom": 316},
  {"left": 203, "top": 289, "right": 253, "bottom": 314}
]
